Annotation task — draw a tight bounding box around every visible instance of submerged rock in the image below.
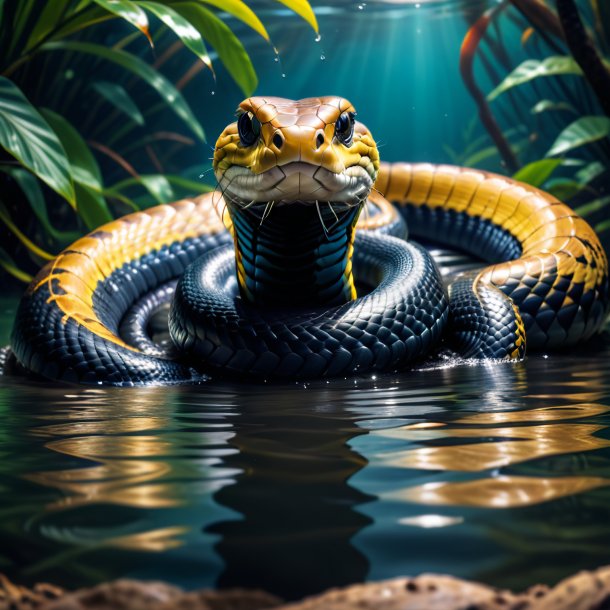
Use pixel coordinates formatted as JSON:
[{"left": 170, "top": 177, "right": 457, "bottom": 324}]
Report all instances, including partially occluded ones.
[{"left": 3, "top": 567, "right": 610, "bottom": 610}]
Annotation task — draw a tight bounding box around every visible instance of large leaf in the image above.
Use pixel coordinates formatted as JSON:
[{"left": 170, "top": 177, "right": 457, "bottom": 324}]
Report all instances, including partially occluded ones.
[
  {"left": 196, "top": 0, "right": 269, "bottom": 41},
  {"left": 0, "top": 166, "right": 78, "bottom": 243},
  {"left": 92, "top": 0, "right": 151, "bottom": 41},
  {"left": 41, "top": 41, "right": 205, "bottom": 141},
  {"left": 547, "top": 116, "right": 610, "bottom": 157},
  {"left": 25, "top": 0, "right": 73, "bottom": 51},
  {"left": 91, "top": 81, "right": 145, "bottom": 126},
  {"left": 172, "top": 3, "right": 257, "bottom": 96},
  {"left": 488, "top": 56, "right": 583, "bottom": 101},
  {"left": 0, "top": 77, "right": 75, "bottom": 205},
  {"left": 138, "top": 1, "right": 212, "bottom": 69},
  {"left": 274, "top": 0, "right": 318, "bottom": 33},
  {"left": 40, "top": 109, "right": 113, "bottom": 229},
  {"left": 513, "top": 159, "right": 563, "bottom": 187}
]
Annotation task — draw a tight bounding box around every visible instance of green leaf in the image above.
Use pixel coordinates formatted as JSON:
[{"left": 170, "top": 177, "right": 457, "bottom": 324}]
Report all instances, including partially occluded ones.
[
  {"left": 462, "top": 145, "right": 499, "bottom": 167},
  {"left": 74, "top": 183, "right": 113, "bottom": 230},
  {"left": 138, "top": 1, "right": 212, "bottom": 69},
  {"left": 0, "top": 245, "right": 33, "bottom": 283},
  {"left": 112, "top": 174, "right": 175, "bottom": 204},
  {"left": 574, "top": 195, "right": 610, "bottom": 218},
  {"left": 46, "top": 6, "right": 111, "bottom": 41},
  {"left": 273, "top": 0, "right": 318, "bottom": 32},
  {"left": 0, "top": 77, "right": 75, "bottom": 205},
  {"left": 0, "top": 166, "right": 79, "bottom": 243},
  {"left": 547, "top": 116, "right": 610, "bottom": 157},
  {"left": 594, "top": 218, "right": 610, "bottom": 234},
  {"left": 41, "top": 40, "right": 205, "bottom": 141},
  {"left": 165, "top": 174, "right": 214, "bottom": 194},
  {"left": 172, "top": 3, "right": 257, "bottom": 96},
  {"left": 531, "top": 100, "right": 577, "bottom": 115},
  {"left": 26, "top": 0, "right": 73, "bottom": 51},
  {"left": 197, "top": 0, "right": 269, "bottom": 41},
  {"left": 488, "top": 56, "right": 583, "bottom": 101},
  {"left": 91, "top": 0, "right": 151, "bottom": 41},
  {"left": 91, "top": 81, "right": 145, "bottom": 126},
  {"left": 513, "top": 159, "right": 563, "bottom": 188},
  {"left": 545, "top": 179, "right": 585, "bottom": 201},
  {"left": 40, "top": 109, "right": 113, "bottom": 229},
  {"left": 576, "top": 161, "right": 605, "bottom": 184},
  {"left": 0, "top": 202, "right": 54, "bottom": 260},
  {"left": 140, "top": 174, "right": 174, "bottom": 203}
]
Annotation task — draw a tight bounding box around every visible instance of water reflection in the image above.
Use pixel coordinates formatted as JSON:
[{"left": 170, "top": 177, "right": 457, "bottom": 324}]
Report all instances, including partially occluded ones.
[
  {"left": 207, "top": 387, "right": 372, "bottom": 600},
  {"left": 0, "top": 330, "right": 609, "bottom": 596}
]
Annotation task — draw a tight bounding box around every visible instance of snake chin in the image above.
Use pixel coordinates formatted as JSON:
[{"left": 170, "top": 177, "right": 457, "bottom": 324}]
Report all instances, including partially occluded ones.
[{"left": 216, "top": 161, "right": 374, "bottom": 206}]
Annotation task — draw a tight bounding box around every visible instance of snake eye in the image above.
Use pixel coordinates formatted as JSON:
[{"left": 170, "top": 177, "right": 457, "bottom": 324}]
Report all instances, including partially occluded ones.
[
  {"left": 238, "top": 111, "right": 261, "bottom": 147},
  {"left": 334, "top": 112, "right": 355, "bottom": 146}
]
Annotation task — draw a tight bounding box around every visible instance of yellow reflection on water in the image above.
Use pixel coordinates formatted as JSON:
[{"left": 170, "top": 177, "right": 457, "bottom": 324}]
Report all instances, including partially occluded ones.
[
  {"left": 377, "top": 397, "right": 610, "bottom": 507},
  {"left": 398, "top": 475, "right": 610, "bottom": 508}
]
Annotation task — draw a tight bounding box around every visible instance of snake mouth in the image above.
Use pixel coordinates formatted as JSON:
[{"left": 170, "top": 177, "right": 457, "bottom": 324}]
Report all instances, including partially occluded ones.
[{"left": 215, "top": 161, "right": 374, "bottom": 209}]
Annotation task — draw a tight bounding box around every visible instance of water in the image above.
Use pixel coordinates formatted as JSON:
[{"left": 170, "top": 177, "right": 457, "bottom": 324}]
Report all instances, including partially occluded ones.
[{"left": 1, "top": 297, "right": 609, "bottom": 599}]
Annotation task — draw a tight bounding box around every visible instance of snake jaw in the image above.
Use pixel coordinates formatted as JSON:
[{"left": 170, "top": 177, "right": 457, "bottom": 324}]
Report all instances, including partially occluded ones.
[{"left": 216, "top": 162, "right": 375, "bottom": 209}]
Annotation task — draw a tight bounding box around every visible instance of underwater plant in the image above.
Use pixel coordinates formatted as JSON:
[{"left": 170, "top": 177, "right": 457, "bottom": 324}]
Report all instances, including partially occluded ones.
[
  {"left": 459, "top": 0, "right": 610, "bottom": 251},
  {"left": 0, "top": 0, "right": 317, "bottom": 282}
]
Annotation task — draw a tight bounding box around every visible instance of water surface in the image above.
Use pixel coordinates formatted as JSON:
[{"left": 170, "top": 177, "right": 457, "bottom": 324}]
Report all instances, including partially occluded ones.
[{"left": 1, "top": 297, "right": 609, "bottom": 600}]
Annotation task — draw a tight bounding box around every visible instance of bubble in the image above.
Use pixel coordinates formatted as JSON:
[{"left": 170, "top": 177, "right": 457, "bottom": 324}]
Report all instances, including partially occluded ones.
[
  {"left": 320, "top": 54, "right": 326, "bottom": 60},
  {"left": 274, "top": 57, "right": 279, "bottom": 62},
  {"left": 315, "top": 33, "right": 322, "bottom": 42},
  {"left": 211, "top": 91, "right": 215, "bottom": 95},
  {"left": 415, "top": 2, "right": 421, "bottom": 7},
  {"left": 282, "top": 73, "right": 286, "bottom": 78}
]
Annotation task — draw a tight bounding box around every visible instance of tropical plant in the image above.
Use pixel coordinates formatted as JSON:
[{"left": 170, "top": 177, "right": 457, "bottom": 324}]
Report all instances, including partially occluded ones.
[
  {"left": 0, "top": 0, "right": 318, "bottom": 282},
  {"left": 459, "top": 0, "right": 610, "bottom": 251}
]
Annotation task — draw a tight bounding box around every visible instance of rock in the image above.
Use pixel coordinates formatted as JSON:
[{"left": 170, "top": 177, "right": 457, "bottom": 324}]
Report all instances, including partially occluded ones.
[
  {"left": 535, "top": 566, "right": 610, "bottom": 610},
  {"left": 0, "top": 573, "right": 63, "bottom": 609},
  {"left": 5, "top": 566, "right": 610, "bottom": 610},
  {"left": 275, "top": 574, "right": 534, "bottom": 610},
  {"left": 39, "top": 580, "right": 281, "bottom": 610}
]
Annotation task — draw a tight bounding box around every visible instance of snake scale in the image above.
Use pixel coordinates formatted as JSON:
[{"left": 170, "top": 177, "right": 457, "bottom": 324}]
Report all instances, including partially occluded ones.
[{"left": 7, "top": 96, "right": 610, "bottom": 385}]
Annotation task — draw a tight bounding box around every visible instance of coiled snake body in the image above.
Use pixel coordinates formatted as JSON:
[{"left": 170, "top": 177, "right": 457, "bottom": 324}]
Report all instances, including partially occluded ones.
[{"left": 8, "top": 97, "right": 610, "bottom": 385}]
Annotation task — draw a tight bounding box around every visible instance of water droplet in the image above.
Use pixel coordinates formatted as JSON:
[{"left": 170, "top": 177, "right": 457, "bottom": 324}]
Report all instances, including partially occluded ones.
[
  {"left": 320, "top": 54, "right": 326, "bottom": 60},
  {"left": 315, "top": 33, "right": 322, "bottom": 42}
]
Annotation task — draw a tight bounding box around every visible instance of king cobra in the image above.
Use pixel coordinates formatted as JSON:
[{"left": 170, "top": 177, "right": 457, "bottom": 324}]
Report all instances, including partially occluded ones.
[{"left": 7, "top": 96, "right": 610, "bottom": 385}]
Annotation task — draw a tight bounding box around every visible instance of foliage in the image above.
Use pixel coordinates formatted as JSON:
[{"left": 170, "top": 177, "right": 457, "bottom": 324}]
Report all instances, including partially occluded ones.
[
  {"left": 460, "top": 0, "right": 610, "bottom": 249},
  {"left": 0, "top": 0, "right": 317, "bottom": 282}
]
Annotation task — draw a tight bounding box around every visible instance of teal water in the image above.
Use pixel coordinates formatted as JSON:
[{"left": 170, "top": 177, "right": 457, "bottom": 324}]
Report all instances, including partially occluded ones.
[{"left": 2, "top": 297, "right": 610, "bottom": 599}]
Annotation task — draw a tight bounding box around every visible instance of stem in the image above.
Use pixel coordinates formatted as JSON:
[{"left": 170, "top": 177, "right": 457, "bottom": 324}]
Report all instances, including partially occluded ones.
[
  {"left": 555, "top": 0, "right": 610, "bottom": 118},
  {"left": 460, "top": 2, "right": 519, "bottom": 172}
]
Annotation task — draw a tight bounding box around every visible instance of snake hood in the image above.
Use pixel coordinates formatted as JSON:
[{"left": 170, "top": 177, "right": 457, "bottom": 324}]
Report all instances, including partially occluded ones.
[{"left": 213, "top": 96, "right": 380, "bottom": 206}]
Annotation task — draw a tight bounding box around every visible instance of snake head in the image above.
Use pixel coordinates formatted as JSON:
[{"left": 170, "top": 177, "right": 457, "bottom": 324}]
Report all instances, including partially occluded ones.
[{"left": 212, "top": 96, "right": 380, "bottom": 209}]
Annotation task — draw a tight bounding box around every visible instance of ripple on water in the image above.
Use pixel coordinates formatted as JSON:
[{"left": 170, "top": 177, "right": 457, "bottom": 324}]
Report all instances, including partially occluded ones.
[{"left": 1, "top": 302, "right": 610, "bottom": 595}]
